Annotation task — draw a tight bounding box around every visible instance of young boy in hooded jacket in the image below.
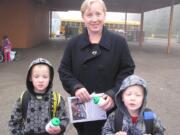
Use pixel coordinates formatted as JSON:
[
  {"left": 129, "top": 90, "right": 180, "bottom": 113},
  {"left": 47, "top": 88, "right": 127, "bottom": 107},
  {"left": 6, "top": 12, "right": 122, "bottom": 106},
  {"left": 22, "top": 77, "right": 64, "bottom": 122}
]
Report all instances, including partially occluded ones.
[
  {"left": 102, "top": 75, "right": 165, "bottom": 135},
  {"left": 9, "top": 58, "right": 69, "bottom": 135}
]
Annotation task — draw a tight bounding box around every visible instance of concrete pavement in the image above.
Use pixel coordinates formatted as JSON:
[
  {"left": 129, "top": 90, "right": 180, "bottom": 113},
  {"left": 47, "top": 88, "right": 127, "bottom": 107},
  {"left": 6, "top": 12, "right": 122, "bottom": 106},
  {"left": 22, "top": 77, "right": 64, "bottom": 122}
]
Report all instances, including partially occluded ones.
[{"left": 1, "top": 39, "right": 180, "bottom": 135}]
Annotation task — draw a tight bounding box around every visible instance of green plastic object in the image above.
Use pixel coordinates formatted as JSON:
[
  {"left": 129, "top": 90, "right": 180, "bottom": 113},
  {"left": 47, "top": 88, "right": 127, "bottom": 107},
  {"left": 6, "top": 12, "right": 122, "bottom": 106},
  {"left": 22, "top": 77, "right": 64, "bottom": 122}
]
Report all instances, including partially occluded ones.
[
  {"left": 51, "top": 117, "right": 61, "bottom": 126},
  {"left": 93, "top": 96, "right": 100, "bottom": 104}
]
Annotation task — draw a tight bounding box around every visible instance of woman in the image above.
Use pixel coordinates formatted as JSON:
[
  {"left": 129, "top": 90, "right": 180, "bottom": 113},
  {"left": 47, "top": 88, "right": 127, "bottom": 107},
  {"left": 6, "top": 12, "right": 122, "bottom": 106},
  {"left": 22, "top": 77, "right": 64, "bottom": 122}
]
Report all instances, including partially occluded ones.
[{"left": 58, "top": 0, "right": 135, "bottom": 134}]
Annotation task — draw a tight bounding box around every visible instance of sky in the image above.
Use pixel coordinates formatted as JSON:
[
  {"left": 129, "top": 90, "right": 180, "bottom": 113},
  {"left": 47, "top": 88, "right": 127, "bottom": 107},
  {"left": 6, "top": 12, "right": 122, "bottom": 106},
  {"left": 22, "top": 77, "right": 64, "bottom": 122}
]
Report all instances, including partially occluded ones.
[{"left": 55, "top": 11, "right": 140, "bottom": 22}]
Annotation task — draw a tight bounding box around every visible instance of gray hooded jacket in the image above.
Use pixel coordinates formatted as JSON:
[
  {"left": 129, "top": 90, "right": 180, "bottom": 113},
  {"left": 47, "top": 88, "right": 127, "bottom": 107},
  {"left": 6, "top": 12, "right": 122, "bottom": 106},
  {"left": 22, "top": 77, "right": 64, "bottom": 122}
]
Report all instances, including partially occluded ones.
[
  {"left": 102, "top": 75, "right": 165, "bottom": 135},
  {"left": 9, "top": 58, "right": 69, "bottom": 135}
]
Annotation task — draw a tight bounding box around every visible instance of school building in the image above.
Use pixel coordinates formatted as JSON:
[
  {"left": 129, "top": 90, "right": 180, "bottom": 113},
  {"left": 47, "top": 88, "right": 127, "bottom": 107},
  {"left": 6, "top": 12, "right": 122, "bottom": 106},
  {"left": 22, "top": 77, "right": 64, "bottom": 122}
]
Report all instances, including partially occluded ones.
[{"left": 0, "top": 0, "right": 179, "bottom": 53}]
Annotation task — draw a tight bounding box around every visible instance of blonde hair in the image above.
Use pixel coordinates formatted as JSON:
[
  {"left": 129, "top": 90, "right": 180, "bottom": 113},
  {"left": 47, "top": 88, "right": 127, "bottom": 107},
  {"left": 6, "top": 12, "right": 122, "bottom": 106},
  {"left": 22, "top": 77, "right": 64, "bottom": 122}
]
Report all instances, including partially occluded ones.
[{"left": 80, "top": 0, "right": 107, "bottom": 16}]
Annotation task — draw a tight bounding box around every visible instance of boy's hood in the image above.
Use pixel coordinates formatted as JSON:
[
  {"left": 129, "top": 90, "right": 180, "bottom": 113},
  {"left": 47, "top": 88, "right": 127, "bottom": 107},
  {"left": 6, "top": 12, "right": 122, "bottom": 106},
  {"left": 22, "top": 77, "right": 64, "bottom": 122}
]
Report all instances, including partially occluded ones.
[
  {"left": 26, "top": 58, "right": 54, "bottom": 95},
  {"left": 115, "top": 75, "right": 147, "bottom": 116}
]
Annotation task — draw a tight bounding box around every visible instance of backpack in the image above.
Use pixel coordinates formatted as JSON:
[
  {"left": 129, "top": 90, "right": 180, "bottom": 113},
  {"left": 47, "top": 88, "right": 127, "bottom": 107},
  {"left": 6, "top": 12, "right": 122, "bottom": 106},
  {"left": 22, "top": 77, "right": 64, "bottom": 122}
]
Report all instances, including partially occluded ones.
[
  {"left": 114, "top": 108, "right": 154, "bottom": 134},
  {"left": 20, "top": 91, "right": 61, "bottom": 119}
]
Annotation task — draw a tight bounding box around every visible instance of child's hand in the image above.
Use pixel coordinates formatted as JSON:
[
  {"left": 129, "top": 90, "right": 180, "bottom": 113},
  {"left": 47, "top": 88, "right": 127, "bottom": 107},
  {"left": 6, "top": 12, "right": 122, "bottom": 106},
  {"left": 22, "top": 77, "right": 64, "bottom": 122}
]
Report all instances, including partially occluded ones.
[
  {"left": 115, "top": 131, "right": 127, "bottom": 135},
  {"left": 46, "top": 126, "right": 61, "bottom": 135}
]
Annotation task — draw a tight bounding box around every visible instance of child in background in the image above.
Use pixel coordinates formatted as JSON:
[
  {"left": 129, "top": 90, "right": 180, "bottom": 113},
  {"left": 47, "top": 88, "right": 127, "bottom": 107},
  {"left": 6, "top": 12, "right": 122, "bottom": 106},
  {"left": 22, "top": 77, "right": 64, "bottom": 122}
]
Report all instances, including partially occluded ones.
[
  {"left": 9, "top": 58, "right": 69, "bottom": 135},
  {"left": 102, "top": 75, "right": 165, "bottom": 135},
  {"left": 2, "top": 35, "right": 12, "bottom": 62}
]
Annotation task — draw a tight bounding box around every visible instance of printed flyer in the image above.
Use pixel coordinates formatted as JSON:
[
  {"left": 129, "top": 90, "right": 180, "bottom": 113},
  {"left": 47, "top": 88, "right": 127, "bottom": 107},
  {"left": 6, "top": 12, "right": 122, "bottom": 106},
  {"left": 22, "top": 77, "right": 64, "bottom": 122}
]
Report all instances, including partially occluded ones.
[{"left": 67, "top": 93, "right": 107, "bottom": 123}]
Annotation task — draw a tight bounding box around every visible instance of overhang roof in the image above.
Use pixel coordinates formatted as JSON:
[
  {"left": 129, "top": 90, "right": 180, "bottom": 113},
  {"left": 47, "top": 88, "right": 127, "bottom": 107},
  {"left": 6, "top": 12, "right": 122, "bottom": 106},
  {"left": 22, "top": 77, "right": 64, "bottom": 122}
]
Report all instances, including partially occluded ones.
[{"left": 46, "top": 0, "right": 180, "bottom": 13}]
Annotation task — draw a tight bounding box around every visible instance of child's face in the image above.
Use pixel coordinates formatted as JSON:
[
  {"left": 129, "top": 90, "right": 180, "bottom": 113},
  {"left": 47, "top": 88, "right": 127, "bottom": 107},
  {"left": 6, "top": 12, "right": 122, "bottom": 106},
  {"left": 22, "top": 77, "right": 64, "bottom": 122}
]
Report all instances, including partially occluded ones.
[
  {"left": 31, "top": 64, "right": 50, "bottom": 93},
  {"left": 122, "top": 85, "right": 144, "bottom": 115}
]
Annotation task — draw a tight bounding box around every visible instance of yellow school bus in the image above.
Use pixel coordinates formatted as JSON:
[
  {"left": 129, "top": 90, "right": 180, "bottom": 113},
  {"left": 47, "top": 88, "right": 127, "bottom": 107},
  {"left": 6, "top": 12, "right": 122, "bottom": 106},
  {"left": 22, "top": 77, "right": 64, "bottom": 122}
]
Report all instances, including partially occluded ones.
[{"left": 60, "top": 18, "right": 141, "bottom": 41}]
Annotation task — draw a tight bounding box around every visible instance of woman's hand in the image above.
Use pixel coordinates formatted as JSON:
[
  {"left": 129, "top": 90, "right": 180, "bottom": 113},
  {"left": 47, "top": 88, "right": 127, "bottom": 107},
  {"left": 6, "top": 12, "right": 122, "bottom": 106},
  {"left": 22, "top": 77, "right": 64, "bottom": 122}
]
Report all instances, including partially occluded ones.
[
  {"left": 99, "top": 94, "right": 115, "bottom": 111},
  {"left": 75, "top": 87, "right": 91, "bottom": 102}
]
